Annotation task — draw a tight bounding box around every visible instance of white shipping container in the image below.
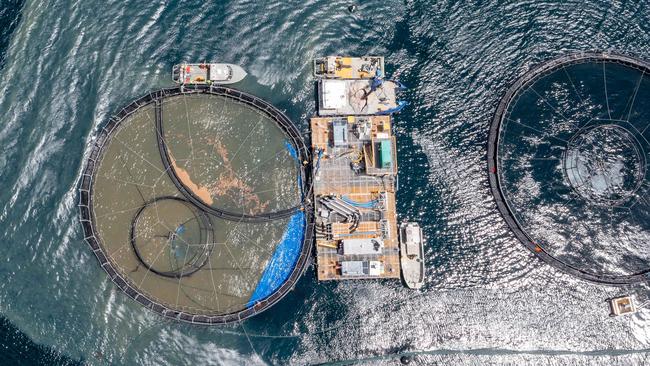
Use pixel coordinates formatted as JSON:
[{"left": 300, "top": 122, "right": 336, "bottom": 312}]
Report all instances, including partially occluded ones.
[{"left": 341, "top": 238, "right": 384, "bottom": 255}]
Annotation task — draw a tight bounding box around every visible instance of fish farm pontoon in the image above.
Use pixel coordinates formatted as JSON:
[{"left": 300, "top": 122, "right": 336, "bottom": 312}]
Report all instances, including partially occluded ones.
[
  {"left": 79, "top": 57, "right": 422, "bottom": 325},
  {"left": 79, "top": 83, "right": 313, "bottom": 324},
  {"left": 488, "top": 51, "right": 650, "bottom": 285},
  {"left": 310, "top": 56, "right": 423, "bottom": 286}
]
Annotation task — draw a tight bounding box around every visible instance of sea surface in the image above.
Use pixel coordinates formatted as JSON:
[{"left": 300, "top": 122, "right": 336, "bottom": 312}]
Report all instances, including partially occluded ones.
[{"left": 1, "top": 0, "right": 650, "bottom": 365}]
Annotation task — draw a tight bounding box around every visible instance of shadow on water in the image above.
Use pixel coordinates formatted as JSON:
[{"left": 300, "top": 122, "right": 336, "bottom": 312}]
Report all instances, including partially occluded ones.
[
  {"left": 0, "top": 0, "right": 23, "bottom": 71},
  {"left": 0, "top": 317, "right": 81, "bottom": 366}
]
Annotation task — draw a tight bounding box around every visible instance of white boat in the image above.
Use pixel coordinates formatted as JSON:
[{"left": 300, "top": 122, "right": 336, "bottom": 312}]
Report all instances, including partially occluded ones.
[
  {"left": 399, "top": 222, "right": 425, "bottom": 289},
  {"left": 172, "top": 63, "right": 247, "bottom": 85},
  {"left": 313, "top": 56, "right": 384, "bottom": 79},
  {"left": 608, "top": 295, "right": 636, "bottom": 317}
]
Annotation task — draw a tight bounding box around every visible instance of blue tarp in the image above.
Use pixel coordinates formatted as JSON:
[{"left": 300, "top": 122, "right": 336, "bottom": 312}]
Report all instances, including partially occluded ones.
[
  {"left": 285, "top": 139, "right": 304, "bottom": 196},
  {"left": 341, "top": 195, "right": 378, "bottom": 208},
  {"left": 246, "top": 211, "right": 305, "bottom": 307},
  {"left": 284, "top": 140, "right": 298, "bottom": 161},
  {"left": 378, "top": 100, "right": 409, "bottom": 115}
]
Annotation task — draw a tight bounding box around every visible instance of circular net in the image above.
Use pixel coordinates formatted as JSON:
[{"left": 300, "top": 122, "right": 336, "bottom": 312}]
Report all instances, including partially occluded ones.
[
  {"left": 489, "top": 52, "right": 650, "bottom": 284},
  {"left": 159, "top": 93, "right": 303, "bottom": 219},
  {"left": 563, "top": 124, "right": 646, "bottom": 205},
  {"left": 130, "top": 197, "right": 214, "bottom": 278},
  {"left": 79, "top": 87, "right": 312, "bottom": 323}
]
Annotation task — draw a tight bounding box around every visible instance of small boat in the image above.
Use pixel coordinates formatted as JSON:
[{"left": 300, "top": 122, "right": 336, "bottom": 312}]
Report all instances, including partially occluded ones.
[
  {"left": 172, "top": 63, "right": 247, "bottom": 85},
  {"left": 313, "top": 56, "right": 384, "bottom": 79},
  {"left": 608, "top": 295, "right": 637, "bottom": 317},
  {"left": 399, "top": 222, "right": 425, "bottom": 289}
]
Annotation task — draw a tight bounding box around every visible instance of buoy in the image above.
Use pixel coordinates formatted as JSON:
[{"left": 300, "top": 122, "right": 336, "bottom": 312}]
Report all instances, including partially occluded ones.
[{"left": 348, "top": 5, "right": 357, "bottom": 13}]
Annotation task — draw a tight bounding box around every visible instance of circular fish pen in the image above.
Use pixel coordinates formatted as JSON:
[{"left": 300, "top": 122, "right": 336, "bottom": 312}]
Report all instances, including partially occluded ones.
[
  {"left": 79, "top": 86, "right": 313, "bottom": 323},
  {"left": 488, "top": 52, "right": 650, "bottom": 285}
]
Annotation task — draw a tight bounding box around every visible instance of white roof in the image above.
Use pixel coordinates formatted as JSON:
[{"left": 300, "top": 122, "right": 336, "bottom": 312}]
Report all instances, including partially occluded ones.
[
  {"left": 321, "top": 80, "right": 347, "bottom": 109},
  {"left": 405, "top": 225, "right": 421, "bottom": 243},
  {"left": 342, "top": 238, "right": 383, "bottom": 255},
  {"left": 368, "top": 261, "right": 383, "bottom": 276},
  {"left": 405, "top": 224, "right": 421, "bottom": 256},
  {"left": 341, "top": 261, "right": 365, "bottom": 276},
  {"left": 210, "top": 64, "right": 230, "bottom": 81}
]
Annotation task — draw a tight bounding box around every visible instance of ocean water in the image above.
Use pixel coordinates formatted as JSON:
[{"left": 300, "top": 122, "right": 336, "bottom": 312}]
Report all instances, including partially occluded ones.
[{"left": 0, "top": 0, "right": 650, "bottom": 365}]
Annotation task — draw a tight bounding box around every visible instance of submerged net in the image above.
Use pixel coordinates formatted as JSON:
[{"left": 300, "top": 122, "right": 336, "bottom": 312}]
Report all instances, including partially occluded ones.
[
  {"left": 79, "top": 87, "right": 312, "bottom": 323},
  {"left": 489, "top": 52, "right": 650, "bottom": 284},
  {"left": 130, "top": 197, "right": 214, "bottom": 278},
  {"left": 159, "top": 93, "right": 303, "bottom": 219}
]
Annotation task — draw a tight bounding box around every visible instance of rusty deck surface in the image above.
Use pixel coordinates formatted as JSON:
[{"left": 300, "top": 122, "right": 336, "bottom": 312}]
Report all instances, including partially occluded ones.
[
  {"left": 313, "top": 56, "right": 384, "bottom": 79},
  {"left": 311, "top": 115, "right": 401, "bottom": 281}
]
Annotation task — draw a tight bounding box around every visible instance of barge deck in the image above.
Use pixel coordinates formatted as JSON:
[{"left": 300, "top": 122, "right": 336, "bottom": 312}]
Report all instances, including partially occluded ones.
[
  {"left": 311, "top": 115, "right": 401, "bottom": 280},
  {"left": 310, "top": 55, "right": 421, "bottom": 285},
  {"left": 317, "top": 79, "right": 402, "bottom": 116}
]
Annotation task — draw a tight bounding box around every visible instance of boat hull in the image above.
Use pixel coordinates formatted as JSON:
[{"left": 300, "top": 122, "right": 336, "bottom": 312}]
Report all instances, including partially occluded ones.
[
  {"left": 225, "top": 64, "right": 247, "bottom": 84},
  {"left": 172, "top": 63, "right": 247, "bottom": 85},
  {"left": 399, "top": 222, "right": 425, "bottom": 289}
]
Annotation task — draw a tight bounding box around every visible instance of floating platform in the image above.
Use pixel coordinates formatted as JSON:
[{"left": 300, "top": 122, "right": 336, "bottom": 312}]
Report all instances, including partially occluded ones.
[
  {"left": 313, "top": 56, "right": 384, "bottom": 79},
  {"left": 311, "top": 115, "right": 401, "bottom": 281},
  {"left": 317, "top": 79, "right": 402, "bottom": 116}
]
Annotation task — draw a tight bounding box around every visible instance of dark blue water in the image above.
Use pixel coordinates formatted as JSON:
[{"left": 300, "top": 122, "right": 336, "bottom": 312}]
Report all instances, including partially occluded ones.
[
  {"left": 0, "top": 2, "right": 80, "bottom": 364},
  {"left": 0, "top": 1, "right": 22, "bottom": 70},
  {"left": 498, "top": 60, "right": 650, "bottom": 279},
  {"left": 0, "top": 317, "right": 80, "bottom": 365},
  {"left": 1, "top": 0, "right": 650, "bottom": 365}
]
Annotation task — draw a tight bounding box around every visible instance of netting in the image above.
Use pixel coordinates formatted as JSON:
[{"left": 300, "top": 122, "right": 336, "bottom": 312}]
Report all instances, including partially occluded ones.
[
  {"left": 563, "top": 124, "right": 646, "bottom": 205},
  {"left": 488, "top": 52, "right": 650, "bottom": 284},
  {"left": 79, "top": 86, "right": 313, "bottom": 323},
  {"left": 159, "top": 93, "right": 304, "bottom": 220},
  {"left": 130, "top": 197, "right": 214, "bottom": 278}
]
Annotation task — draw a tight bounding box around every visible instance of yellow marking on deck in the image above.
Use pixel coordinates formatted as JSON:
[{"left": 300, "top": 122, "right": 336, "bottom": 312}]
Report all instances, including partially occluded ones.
[
  {"left": 318, "top": 242, "right": 338, "bottom": 249},
  {"left": 335, "top": 57, "right": 354, "bottom": 79}
]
